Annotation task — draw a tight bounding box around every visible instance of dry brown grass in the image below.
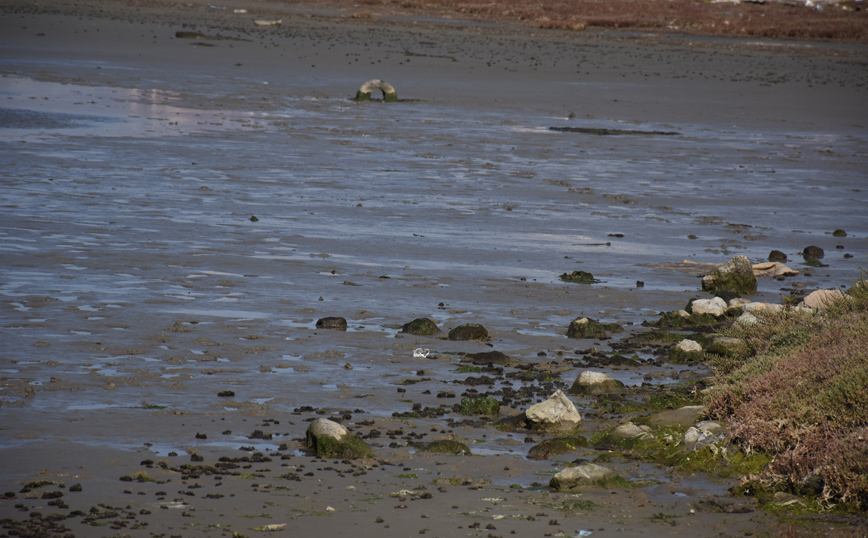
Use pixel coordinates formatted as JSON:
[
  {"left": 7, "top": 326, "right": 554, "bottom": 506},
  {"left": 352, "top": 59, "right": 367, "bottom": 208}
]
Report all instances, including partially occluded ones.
[
  {"left": 286, "top": 0, "right": 868, "bottom": 41},
  {"left": 705, "top": 278, "right": 868, "bottom": 511}
]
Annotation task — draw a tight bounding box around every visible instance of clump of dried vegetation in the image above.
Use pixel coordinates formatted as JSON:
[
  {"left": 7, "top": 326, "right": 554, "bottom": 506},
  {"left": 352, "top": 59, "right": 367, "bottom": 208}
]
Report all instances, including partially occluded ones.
[
  {"left": 329, "top": 0, "right": 868, "bottom": 42},
  {"left": 704, "top": 275, "right": 868, "bottom": 512}
]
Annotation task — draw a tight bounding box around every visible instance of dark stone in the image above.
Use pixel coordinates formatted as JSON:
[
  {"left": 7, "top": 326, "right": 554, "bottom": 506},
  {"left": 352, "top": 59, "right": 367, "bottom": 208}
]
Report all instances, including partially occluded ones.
[
  {"left": 217, "top": 390, "right": 235, "bottom": 397},
  {"left": 401, "top": 317, "right": 440, "bottom": 336},
  {"left": 802, "top": 245, "right": 824, "bottom": 259},
  {"left": 768, "top": 250, "right": 788, "bottom": 262},
  {"left": 316, "top": 316, "right": 347, "bottom": 330},
  {"left": 832, "top": 229, "right": 847, "bottom": 237},
  {"left": 462, "top": 350, "right": 518, "bottom": 367},
  {"left": 550, "top": 126, "right": 680, "bottom": 136},
  {"left": 495, "top": 413, "right": 530, "bottom": 432},
  {"left": 448, "top": 323, "right": 489, "bottom": 341}
]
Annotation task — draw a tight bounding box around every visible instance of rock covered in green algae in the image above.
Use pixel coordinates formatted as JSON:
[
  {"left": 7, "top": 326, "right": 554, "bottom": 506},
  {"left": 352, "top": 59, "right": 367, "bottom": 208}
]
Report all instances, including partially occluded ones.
[
  {"left": 447, "top": 323, "right": 489, "bottom": 341},
  {"left": 305, "top": 418, "right": 373, "bottom": 459},
  {"left": 527, "top": 435, "right": 588, "bottom": 460},
  {"left": 566, "top": 317, "right": 623, "bottom": 339},
  {"left": 459, "top": 396, "right": 500, "bottom": 417},
  {"left": 549, "top": 463, "right": 616, "bottom": 491},
  {"left": 559, "top": 270, "right": 600, "bottom": 284},
  {"left": 420, "top": 440, "right": 472, "bottom": 455},
  {"left": 401, "top": 317, "right": 441, "bottom": 336},
  {"left": 569, "top": 370, "right": 625, "bottom": 396},
  {"left": 707, "top": 336, "right": 745, "bottom": 357},
  {"left": 701, "top": 255, "right": 757, "bottom": 295},
  {"left": 354, "top": 79, "right": 398, "bottom": 102}
]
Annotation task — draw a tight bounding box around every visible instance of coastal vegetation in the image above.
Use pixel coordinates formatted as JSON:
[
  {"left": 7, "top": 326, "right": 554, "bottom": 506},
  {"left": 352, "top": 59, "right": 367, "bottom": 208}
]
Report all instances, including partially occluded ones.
[
  {"left": 315, "top": 0, "right": 868, "bottom": 41},
  {"left": 705, "top": 275, "right": 868, "bottom": 512}
]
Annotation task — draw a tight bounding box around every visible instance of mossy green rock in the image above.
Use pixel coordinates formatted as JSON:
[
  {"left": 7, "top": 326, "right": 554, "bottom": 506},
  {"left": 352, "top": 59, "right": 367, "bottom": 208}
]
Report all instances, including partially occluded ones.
[
  {"left": 559, "top": 270, "right": 600, "bottom": 284},
  {"left": 459, "top": 396, "right": 500, "bottom": 417},
  {"left": 566, "top": 317, "right": 622, "bottom": 339},
  {"left": 308, "top": 433, "right": 373, "bottom": 459},
  {"left": 527, "top": 435, "right": 588, "bottom": 460},
  {"left": 306, "top": 418, "right": 374, "bottom": 459},
  {"left": 448, "top": 323, "right": 489, "bottom": 341},
  {"left": 707, "top": 336, "right": 744, "bottom": 357},
  {"left": 701, "top": 255, "right": 757, "bottom": 295},
  {"left": 421, "top": 440, "right": 471, "bottom": 455},
  {"left": 401, "top": 317, "right": 441, "bottom": 336},
  {"left": 667, "top": 339, "right": 705, "bottom": 364}
]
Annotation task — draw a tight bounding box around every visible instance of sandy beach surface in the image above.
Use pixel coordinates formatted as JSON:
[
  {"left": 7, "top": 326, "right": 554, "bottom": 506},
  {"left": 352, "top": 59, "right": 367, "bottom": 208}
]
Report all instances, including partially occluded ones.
[{"left": 1, "top": 1, "right": 867, "bottom": 537}]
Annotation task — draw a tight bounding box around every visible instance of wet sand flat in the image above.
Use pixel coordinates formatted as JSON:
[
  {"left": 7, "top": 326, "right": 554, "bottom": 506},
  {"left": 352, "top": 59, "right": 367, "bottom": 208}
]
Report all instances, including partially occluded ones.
[{"left": 1, "top": 1, "right": 867, "bottom": 536}]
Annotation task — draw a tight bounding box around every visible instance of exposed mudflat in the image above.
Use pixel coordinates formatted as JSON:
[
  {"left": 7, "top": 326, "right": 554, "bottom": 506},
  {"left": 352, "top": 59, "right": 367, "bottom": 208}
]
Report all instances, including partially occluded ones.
[{"left": 1, "top": 1, "right": 866, "bottom": 536}]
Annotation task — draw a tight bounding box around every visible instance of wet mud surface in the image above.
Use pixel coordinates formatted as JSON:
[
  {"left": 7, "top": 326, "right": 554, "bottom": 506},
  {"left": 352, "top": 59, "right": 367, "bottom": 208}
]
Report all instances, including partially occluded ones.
[{"left": 1, "top": 1, "right": 867, "bottom": 536}]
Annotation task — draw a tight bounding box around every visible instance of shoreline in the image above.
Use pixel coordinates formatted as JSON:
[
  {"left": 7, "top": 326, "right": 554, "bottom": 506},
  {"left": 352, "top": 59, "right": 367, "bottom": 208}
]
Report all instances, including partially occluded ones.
[{"left": 1, "top": 1, "right": 867, "bottom": 537}]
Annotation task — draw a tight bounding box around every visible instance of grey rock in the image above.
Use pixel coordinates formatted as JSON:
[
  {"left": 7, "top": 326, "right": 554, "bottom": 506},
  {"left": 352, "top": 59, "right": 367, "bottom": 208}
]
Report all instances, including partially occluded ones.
[
  {"left": 649, "top": 405, "right": 705, "bottom": 427},
  {"left": 550, "top": 463, "right": 615, "bottom": 491},
  {"left": 526, "top": 389, "right": 582, "bottom": 428},
  {"left": 690, "top": 297, "right": 727, "bottom": 317},
  {"left": 569, "top": 370, "right": 625, "bottom": 395}
]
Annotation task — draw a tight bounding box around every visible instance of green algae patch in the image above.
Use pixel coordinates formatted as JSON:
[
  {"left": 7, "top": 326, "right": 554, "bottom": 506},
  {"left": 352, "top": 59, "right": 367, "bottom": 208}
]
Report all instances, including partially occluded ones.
[
  {"left": 459, "top": 396, "right": 500, "bottom": 417},
  {"left": 420, "top": 440, "right": 472, "bottom": 455}
]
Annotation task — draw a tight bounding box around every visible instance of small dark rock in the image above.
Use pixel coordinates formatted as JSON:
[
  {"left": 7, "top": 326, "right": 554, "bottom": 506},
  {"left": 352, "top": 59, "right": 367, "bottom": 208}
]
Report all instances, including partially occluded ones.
[
  {"left": 462, "top": 350, "right": 517, "bottom": 367},
  {"left": 401, "top": 318, "right": 441, "bottom": 336},
  {"left": 802, "top": 245, "right": 824, "bottom": 259},
  {"left": 832, "top": 229, "right": 847, "bottom": 237},
  {"left": 448, "top": 323, "right": 489, "bottom": 341},
  {"left": 217, "top": 390, "right": 235, "bottom": 397},
  {"left": 316, "top": 317, "right": 348, "bottom": 330},
  {"left": 768, "top": 250, "right": 788, "bottom": 262}
]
